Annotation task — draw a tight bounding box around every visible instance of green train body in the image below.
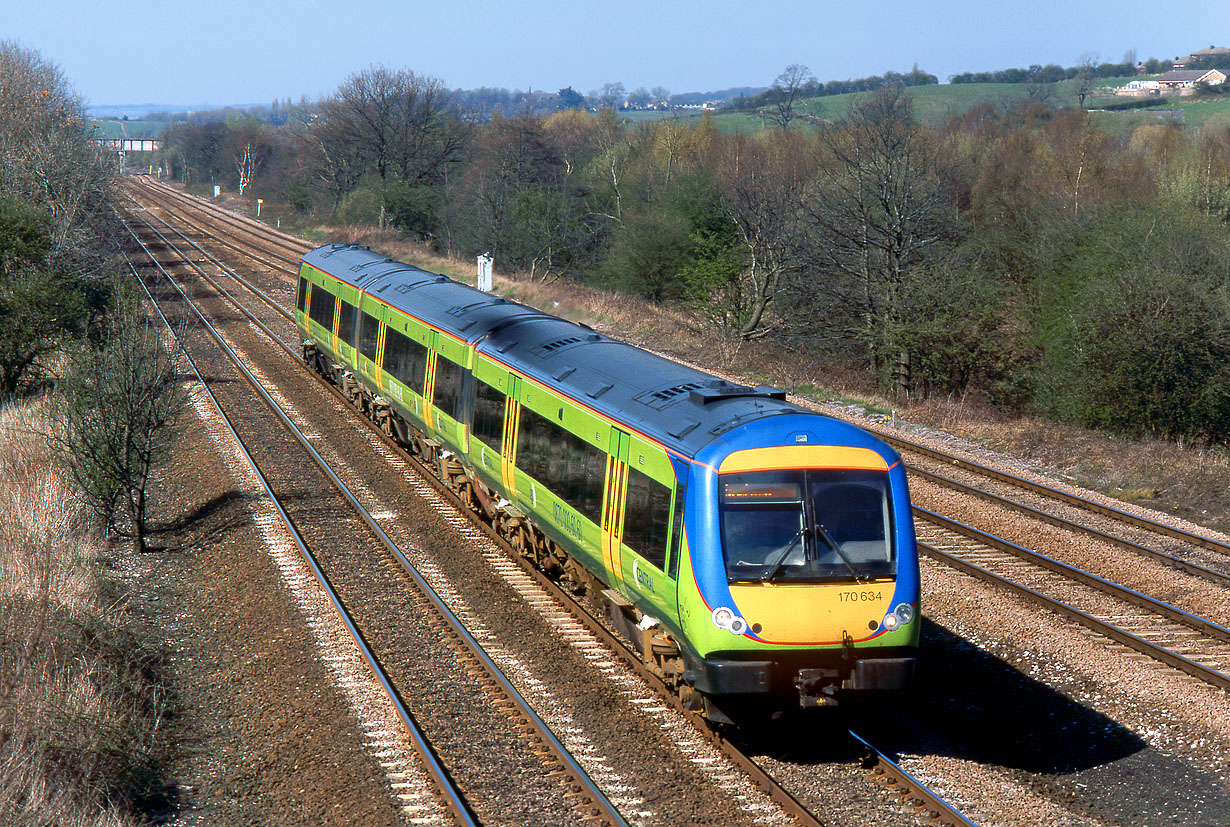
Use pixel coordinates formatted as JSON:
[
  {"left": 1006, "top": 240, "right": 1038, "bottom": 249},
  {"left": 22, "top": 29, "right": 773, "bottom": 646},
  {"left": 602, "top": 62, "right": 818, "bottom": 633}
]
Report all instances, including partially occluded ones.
[{"left": 297, "top": 244, "right": 920, "bottom": 720}]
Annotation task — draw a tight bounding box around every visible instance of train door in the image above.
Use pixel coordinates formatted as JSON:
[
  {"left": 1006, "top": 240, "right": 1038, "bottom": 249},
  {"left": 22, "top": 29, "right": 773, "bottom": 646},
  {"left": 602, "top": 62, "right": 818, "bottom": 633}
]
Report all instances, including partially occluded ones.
[
  {"left": 422, "top": 334, "right": 439, "bottom": 429},
  {"left": 373, "top": 321, "right": 388, "bottom": 390},
  {"left": 500, "top": 375, "right": 522, "bottom": 496},
  {"left": 601, "top": 427, "right": 631, "bottom": 594}
]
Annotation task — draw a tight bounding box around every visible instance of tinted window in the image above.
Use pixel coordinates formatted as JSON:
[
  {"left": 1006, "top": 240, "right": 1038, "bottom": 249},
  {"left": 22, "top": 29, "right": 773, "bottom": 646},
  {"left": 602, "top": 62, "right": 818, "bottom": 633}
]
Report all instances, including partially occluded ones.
[
  {"left": 384, "top": 327, "right": 428, "bottom": 394},
  {"left": 624, "top": 467, "right": 671, "bottom": 571},
  {"left": 433, "top": 355, "right": 465, "bottom": 421},
  {"left": 516, "top": 406, "right": 606, "bottom": 525},
  {"left": 359, "top": 312, "right": 380, "bottom": 363},
  {"left": 472, "top": 379, "right": 505, "bottom": 451},
  {"left": 308, "top": 282, "right": 336, "bottom": 332},
  {"left": 297, "top": 275, "right": 308, "bottom": 313},
  {"left": 719, "top": 469, "right": 894, "bottom": 583},
  {"left": 338, "top": 301, "right": 359, "bottom": 348},
  {"left": 668, "top": 479, "right": 686, "bottom": 580}
]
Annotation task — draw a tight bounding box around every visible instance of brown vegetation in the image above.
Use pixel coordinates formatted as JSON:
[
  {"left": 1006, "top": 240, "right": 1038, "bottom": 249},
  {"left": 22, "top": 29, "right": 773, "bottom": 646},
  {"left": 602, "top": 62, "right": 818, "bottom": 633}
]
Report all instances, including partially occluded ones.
[{"left": 0, "top": 401, "right": 169, "bottom": 824}]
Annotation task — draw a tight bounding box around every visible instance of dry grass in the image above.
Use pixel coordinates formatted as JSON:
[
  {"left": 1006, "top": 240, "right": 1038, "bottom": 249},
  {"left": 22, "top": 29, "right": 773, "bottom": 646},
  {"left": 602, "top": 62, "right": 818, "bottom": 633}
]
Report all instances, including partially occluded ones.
[
  {"left": 0, "top": 399, "right": 168, "bottom": 825},
  {"left": 307, "top": 222, "right": 1230, "bottom": 535}
]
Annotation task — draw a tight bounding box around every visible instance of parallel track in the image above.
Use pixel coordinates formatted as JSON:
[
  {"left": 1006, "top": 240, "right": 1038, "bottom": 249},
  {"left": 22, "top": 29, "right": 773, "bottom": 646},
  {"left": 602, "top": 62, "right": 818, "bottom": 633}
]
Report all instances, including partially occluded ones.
[
  {"left": 121, "top": 177, "right": 980, "bottom": 827},
  {"left": 122, "top": 214, "right": 630, "bottom": 827}
]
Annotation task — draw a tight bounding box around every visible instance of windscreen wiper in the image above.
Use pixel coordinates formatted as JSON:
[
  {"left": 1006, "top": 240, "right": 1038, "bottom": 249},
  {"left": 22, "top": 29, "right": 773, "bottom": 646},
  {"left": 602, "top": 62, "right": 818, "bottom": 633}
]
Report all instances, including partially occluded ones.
[
  {"left": 760, "top": 526, "right": 806, "bottom": 582},
  {"left": 815, "top": 524, "right": 866, "bottom": 582}
]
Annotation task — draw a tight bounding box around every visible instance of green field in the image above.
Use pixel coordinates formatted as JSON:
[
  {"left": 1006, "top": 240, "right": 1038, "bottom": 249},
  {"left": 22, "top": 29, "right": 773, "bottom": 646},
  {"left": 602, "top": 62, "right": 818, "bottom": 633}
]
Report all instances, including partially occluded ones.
[{"left": 688, "top": 77, "right": 1230, "bottom": 133}]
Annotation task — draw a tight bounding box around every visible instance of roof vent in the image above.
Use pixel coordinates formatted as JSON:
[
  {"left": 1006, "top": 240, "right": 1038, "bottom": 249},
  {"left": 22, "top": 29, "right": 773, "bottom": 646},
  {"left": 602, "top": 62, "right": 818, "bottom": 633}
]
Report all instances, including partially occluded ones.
[{"left": 689, "top": 384, "right": 788, "bottom": 404}]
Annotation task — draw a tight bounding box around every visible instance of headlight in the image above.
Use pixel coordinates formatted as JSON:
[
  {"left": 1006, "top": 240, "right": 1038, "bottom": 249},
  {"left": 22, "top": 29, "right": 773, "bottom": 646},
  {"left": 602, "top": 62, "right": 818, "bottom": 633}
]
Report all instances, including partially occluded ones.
[
  {"left": 893, "top": 603, "right": 915, "bottom": 625},
  {"left": 883, "top": 613, "right": 900, "bottom": 630},
  {"left": 711, "top": 606, "right": 749, "bottom": 635}
]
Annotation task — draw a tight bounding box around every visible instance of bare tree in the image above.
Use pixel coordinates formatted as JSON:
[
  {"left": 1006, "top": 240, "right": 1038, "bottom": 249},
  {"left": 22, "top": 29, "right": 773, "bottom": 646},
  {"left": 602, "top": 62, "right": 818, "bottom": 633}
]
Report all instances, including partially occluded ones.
[
  {"left": 805, "top": 85, "right": 956, "bottom": 386},
  {"left": 770, "top": 64, "right": 816, "bottom": 131},
  {"left": 593, "top": 82, "right": 626, "bottom": 111},
  {"left": 49, "top": 285, "right": 188, "bottom": 553},
  {"left": 1073, "top": 53, "right": 1100, "bottom": 110},
  {"left": 711, "top": 131, "right": 812, "bottom": 338},
  {"left": 316, "top": 66, "right": 468, "bottom": 187},
  {"left": 225, "top": 122, "right": 270, "bottom": 195}
]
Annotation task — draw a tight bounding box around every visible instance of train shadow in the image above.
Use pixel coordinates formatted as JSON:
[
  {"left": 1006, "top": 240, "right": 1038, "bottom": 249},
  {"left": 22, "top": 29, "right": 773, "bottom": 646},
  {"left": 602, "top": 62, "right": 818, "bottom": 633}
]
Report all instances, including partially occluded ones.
[{"left": 729, "top": 617, "right": 1147, "bottom": 774}]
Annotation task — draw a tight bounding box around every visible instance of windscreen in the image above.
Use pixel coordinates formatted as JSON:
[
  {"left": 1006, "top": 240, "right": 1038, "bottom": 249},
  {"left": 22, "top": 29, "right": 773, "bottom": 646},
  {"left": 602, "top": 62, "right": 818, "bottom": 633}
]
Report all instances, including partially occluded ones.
[{"left": 720, "top": 469, "right": 895, "bottom": 583}]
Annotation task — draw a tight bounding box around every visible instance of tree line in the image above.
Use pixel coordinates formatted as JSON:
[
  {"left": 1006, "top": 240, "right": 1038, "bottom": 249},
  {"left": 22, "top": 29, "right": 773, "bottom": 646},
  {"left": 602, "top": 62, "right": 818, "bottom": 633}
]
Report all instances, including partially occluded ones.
[{"left": 159, "top": 67, "right": 1230, "bottom": 445}]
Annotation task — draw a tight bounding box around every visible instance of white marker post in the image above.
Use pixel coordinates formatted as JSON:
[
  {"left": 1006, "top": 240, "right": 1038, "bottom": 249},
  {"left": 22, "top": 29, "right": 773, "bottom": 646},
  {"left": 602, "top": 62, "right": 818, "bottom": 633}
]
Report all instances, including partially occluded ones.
[
  {"left": 257, "top": 198, "right": 263, "bottom": 217},
  {"left": 477, "top": 254, "right": 493, "bottom": 292}
]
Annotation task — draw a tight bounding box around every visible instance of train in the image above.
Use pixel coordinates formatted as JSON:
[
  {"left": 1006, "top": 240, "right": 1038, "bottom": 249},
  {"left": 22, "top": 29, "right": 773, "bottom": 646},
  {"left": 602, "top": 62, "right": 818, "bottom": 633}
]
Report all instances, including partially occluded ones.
[{"left": 296, "top": 243, "right": 919, "bottom": 722}]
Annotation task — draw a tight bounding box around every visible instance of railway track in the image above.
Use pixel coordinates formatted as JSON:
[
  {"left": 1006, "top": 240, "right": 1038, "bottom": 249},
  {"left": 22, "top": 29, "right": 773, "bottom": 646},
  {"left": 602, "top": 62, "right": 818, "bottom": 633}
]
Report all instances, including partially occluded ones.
[
  {"left": 914, "top": 508, "right": 1230, "bottom": 691},
  {"left": 121, "top": 217, "right": 633, "bottom": 827},
  {"left": 122, "top": 176, "right": 1230, "bottom": 824},
  {"left": 120, "top": 179, "right": 980, "bottom": 826}
]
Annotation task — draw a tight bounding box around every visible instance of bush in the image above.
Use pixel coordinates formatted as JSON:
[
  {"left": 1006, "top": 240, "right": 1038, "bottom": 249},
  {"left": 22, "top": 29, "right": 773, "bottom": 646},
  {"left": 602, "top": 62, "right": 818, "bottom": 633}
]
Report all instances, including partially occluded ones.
[{"left": 1041, "top": 269, "right": 1230, "bottom": 443}]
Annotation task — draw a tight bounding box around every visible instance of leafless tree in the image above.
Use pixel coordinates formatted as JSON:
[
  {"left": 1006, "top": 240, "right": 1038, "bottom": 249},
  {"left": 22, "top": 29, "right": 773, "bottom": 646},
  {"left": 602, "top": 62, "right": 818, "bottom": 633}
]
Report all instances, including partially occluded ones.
[
  {"left": 593, "top": 82, "right": 626, "bottom": 111},
  {"left": 225, "top": 122, "right": 270, "bottom": 195},
  {"left": 711, "top": 131, "right": 812, "bottom": 338},
  {"left": 315, "top": 66, "right": 468, "bottom": 189},
  {"left": 0, "top": 41, "right": 112, "bottom": 269},
  {"left": 49, "top": 285, "right": 188, "bottom": 554},
  {"left": 1073, "top": 53, "right": 1100, "bottom": 110},
  {"left": 805, "top": 85, "right": 956, "bottom": 384},
  {"left": 770, "top": 64, "right": 816, "bottom": 131}
]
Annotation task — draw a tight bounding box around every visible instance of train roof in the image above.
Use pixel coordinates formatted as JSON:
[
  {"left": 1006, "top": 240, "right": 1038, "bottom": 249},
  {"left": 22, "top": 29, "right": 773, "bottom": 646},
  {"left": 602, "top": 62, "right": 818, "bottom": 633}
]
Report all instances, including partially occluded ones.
[{"left": 301, "top": 244, "right": 831, "bottom": 457}]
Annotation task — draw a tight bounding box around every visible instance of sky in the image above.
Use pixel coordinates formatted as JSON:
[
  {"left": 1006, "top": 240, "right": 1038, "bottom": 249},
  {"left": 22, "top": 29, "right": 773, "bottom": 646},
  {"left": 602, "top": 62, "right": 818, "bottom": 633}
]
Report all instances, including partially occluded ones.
[{"left": 8, "top": 0, "right": 1228, "bottom": 110}]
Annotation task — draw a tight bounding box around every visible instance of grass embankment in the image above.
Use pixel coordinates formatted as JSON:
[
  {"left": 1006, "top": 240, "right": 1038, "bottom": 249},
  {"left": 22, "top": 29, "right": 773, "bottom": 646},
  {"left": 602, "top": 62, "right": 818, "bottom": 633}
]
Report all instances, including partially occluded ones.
[{"left": 0, "top": 401, "right": 169, "bottom": 824}]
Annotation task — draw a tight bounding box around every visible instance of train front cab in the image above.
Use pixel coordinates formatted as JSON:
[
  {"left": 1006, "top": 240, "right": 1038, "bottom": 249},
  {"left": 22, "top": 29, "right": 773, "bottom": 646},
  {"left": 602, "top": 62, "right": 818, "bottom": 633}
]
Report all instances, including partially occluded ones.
[{"left": 678, "top": 416, "right": 919, "bottom": 717}]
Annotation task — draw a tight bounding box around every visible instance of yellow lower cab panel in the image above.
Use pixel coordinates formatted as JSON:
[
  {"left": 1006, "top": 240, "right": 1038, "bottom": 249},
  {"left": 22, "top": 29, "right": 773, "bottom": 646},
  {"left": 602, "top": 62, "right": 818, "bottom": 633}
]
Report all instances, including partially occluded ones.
[{"left": 729, "top": 581, "right": 895, "bottom": 645}]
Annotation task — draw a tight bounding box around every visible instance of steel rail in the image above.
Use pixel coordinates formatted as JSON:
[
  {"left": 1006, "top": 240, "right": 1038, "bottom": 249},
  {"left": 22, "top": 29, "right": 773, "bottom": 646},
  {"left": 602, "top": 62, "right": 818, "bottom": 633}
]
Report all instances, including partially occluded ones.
[
  {"left": 121, "top": 192, "right": 296, "bottom": 327},
  {"left": 847, "top": 729, "right": 980, "bottom": 827},
  {"left": 124, "top": 178, "right": 302, "bottom": 274},
  {"left": 130, "top": 175, "right": 310, "bottom": 260},
  {"left": 120, "top": 237, "right": 478, "bottom": 827},
  {"left": 915, "top": 506, "right": 1230, "bottom": 645},
  {"left": 122, "top": 218, "right": 631, "bottom": 827},
  {"left": 917, "top": 535, "right": 1230, "bottom": 692},
  {"left": 877, "top": 429, "right": 1230, "bottom": 558},
  {"left": 908, "top": 465, "right": 1230, "bottom": 587}
]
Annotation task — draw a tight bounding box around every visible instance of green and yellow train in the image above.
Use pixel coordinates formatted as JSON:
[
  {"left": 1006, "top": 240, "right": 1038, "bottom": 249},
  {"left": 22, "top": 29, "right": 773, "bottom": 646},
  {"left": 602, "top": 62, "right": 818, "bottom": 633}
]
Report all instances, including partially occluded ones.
[{"left": 297, "top": 243, "right": 919, "bottom": 721}]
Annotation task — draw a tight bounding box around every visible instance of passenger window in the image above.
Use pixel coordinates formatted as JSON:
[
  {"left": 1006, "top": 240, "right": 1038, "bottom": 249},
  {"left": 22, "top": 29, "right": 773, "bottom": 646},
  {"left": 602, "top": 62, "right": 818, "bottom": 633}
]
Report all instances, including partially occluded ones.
[
  {"left": 338, "top": 301, "right": 359, "bottom": 348},
  {"left": 472, "top": 379, "right": 505, "bottom": 451},
  {"left": 432, "top": 355, "right": 465, "bottom": 421},
  {"left": 624, "top": 467, "right": 671, "bottom": 571},
  {"left": 358, "top": 312, "right": 380, "bottom": 363},
  {"left": 516, "top": 406, "right": 605, "bottom": 525},
  {"left": 383, "top": 327, "right": 428, "bottom": 394},
  {"left": 308, "top": 283, "right": 335, "bottom": 332}
]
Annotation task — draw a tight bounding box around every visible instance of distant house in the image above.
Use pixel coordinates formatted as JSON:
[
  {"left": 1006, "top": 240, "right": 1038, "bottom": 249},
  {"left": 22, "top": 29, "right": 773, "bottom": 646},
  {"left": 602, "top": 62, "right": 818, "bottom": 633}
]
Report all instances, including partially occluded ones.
[{"left": 1157, "top": 68, "right": 1226, "bottom": 94}]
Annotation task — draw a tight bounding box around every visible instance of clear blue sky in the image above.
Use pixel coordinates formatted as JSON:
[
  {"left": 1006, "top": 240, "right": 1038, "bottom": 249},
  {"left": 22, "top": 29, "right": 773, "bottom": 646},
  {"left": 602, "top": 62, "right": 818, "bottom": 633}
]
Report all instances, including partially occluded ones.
[{"left": 9, "top": 0, "right": 1227, "bottom": 107}]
